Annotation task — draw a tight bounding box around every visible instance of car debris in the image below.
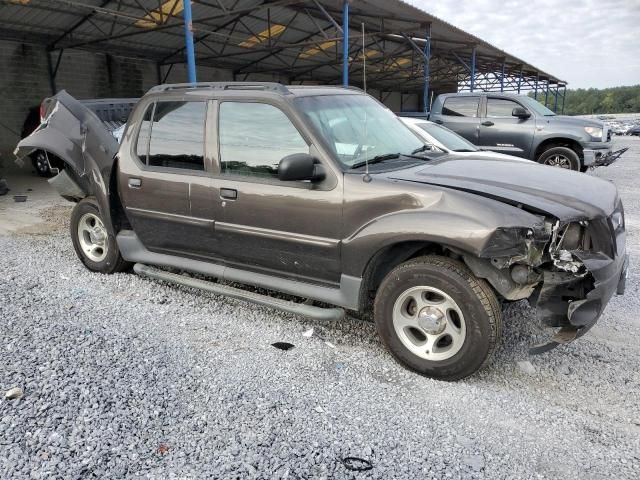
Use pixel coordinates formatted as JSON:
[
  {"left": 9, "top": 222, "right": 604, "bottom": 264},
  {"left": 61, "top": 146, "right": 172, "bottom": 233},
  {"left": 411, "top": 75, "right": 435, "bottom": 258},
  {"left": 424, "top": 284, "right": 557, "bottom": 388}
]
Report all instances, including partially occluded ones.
[{"left": 4, "top": 387, "right": 24, "bottom": 400}]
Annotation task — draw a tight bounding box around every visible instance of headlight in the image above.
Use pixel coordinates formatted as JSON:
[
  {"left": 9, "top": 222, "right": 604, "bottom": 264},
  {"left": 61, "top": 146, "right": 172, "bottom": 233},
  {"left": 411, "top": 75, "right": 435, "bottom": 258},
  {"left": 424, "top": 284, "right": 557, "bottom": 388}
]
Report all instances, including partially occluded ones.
[
  {"left": 611, "top": 202, "right": 625, "bottom": 232},
  {"left": 584, "top": 126, "right": 602, "bottom": 139}
]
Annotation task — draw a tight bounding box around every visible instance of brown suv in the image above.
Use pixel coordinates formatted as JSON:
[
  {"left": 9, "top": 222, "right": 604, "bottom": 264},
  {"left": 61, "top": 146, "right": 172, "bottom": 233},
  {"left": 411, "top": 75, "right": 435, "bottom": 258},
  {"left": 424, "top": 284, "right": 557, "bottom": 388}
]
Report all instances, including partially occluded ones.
[{"left": 16, "top": 83, "right": 628, "bottom": 380}]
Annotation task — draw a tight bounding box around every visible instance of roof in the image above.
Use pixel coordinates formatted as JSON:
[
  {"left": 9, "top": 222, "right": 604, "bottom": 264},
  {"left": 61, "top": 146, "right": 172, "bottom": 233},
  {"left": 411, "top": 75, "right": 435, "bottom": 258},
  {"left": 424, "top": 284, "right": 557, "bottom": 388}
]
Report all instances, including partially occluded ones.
[{"left": 0, "top": 0, "right": 565, "bottom": 92}]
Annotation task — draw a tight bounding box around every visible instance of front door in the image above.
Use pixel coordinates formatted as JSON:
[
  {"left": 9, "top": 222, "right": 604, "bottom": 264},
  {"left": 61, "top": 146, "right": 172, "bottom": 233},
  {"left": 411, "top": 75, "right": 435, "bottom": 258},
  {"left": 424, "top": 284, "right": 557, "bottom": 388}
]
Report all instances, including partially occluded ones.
[
  {"left": 478, "top": 97, "right": 536, "bottom": 158},
  {"left": 212, "top": 100, "right": 342, "bottom": 284}
]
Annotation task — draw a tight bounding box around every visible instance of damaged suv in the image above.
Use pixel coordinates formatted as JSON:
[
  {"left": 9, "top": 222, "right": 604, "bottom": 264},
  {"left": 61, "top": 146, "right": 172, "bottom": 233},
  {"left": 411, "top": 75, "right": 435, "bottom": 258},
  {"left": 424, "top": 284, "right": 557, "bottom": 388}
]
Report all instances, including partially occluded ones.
[{"left": 16, "top": 83, "right": 628, "bottom": 380}]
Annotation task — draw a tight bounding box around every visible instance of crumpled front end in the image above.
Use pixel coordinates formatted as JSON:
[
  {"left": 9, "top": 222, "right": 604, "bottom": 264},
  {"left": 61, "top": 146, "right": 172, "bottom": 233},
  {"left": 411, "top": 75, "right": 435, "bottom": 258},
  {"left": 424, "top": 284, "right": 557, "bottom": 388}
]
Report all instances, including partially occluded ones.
[
  {"left": 530, "top": 203, "right": 628, "bottom": 352},
  {"left": 464, "top": 201, "right": 628, "bottom": 353}
]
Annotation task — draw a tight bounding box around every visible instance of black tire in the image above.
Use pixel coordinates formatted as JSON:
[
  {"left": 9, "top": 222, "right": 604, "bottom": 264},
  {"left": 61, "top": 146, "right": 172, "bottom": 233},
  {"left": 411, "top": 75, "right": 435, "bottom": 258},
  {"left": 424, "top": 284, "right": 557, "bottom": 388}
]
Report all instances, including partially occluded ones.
[
  {"left": 70, "top": 198, "right": 131, "bottom": 274},
  {"left": 374, "top": 255, "right": 502, "bottom": 381},
  {"left": 31, "top": 150, "right": 53, "bottom": 178},
  {"left": 537, "top": 146, "right": 581, "bottom": 171}
]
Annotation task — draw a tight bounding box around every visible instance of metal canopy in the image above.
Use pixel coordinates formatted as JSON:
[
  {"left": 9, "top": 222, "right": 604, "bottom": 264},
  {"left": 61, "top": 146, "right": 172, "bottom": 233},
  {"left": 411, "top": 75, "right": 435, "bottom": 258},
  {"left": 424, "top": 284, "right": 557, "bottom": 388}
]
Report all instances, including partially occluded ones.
[{"left": 0, "top": 0, "right": 567, "bottom": 110}]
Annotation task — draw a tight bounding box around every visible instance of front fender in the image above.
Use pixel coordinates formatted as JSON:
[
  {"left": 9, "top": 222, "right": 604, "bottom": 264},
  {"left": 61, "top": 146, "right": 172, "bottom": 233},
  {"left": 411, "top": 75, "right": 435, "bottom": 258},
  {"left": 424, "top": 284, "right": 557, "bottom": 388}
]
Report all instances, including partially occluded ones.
[{"left": 342, "top": 188, "right": 547, "bottom": 277}]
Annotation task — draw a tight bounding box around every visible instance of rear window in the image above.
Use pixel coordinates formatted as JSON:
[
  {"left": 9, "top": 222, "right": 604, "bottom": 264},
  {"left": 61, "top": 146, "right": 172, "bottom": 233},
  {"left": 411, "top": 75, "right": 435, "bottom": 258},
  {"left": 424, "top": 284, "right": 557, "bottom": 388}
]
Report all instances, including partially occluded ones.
[
  {"left": 442, "top": 97, "right": 479, "bottom": 117},
  {"left": 136, "top": 101, "right": 206, "bottom": 171}
]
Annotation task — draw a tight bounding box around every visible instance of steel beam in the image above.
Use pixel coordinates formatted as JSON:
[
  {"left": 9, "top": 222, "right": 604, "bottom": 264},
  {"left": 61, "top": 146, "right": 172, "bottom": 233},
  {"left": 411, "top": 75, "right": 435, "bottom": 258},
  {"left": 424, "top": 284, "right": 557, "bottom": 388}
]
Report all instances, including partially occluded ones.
[
  {"left": 500, "top": 58, "right": 505, "bottom": 92},
  {"left": 534, "top": 73, "right": 539, "bottom": 100},
  {"left": 342, "top": 0, "right": 349, "bottom": 86},
  {"left": 183, "top": 0, "right": 197, "bottom": 83},
  {"left": 554, "top": 83, "right": 559, "bottom": 112}
]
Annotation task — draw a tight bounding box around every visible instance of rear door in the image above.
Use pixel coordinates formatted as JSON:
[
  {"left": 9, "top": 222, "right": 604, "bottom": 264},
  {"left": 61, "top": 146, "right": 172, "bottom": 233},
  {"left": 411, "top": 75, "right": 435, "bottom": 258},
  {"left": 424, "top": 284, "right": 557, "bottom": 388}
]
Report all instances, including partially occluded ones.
[
  {"left": 478, "top": 97, "right": 536, "bottom": 158},
  {"left": 431, "top": 95, "right": 481, "bottom": 144},
  {"left": 119, "top": 99, "right": 223, "bottom": 257},
  {"left": 210, "top": 100, "right": 343, "bottom": 284}
]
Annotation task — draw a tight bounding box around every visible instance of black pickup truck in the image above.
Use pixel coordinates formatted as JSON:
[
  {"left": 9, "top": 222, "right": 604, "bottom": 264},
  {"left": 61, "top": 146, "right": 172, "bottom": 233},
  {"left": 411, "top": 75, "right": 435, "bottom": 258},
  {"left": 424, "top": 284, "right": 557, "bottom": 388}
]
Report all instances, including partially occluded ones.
[
  {"left": 428, "top": 92, "right": 627, "bottom": 171},
  {"left": 15, "top": 84, "right": 628, "bottom": 380}
]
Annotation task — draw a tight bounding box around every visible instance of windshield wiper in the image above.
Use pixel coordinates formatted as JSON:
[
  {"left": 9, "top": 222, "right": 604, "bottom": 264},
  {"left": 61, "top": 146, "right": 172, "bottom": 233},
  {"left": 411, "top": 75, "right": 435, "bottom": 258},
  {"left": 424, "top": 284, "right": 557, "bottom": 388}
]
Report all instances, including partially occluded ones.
[
  {"left": 411, "top": 145, "right": 432, "bottom": 155},
  {"left": 350, "top": 153, "right": 400, "bottom": 169}
]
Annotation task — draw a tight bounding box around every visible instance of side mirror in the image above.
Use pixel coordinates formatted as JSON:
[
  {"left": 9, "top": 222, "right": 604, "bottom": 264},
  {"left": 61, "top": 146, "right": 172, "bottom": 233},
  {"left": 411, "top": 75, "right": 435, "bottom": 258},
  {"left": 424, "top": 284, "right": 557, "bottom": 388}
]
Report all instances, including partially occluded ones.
[
  {"left": 278, "top": 153, "right": 324, "bottom": 181},
  {"left": 512, "top": 106, "right": 531, "bottom": 119}
]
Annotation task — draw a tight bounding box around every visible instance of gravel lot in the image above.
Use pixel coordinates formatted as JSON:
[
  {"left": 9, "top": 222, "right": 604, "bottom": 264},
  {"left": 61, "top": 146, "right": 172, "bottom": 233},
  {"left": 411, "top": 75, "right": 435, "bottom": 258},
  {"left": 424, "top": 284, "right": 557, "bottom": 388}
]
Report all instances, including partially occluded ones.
[{"left": 1, "top": 137, "right": 639, "bottom": 479}]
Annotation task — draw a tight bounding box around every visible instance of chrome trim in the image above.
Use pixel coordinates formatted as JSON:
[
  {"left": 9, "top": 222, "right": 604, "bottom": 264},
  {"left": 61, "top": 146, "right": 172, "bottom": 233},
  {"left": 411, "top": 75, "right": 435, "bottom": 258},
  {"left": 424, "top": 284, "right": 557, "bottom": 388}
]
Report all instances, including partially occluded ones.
[
  {"left": 125, "top": 206, "right": 214, "bottom": 227},
  {"left": 216, "top": 221, "right": 339, "bottom": 247}
]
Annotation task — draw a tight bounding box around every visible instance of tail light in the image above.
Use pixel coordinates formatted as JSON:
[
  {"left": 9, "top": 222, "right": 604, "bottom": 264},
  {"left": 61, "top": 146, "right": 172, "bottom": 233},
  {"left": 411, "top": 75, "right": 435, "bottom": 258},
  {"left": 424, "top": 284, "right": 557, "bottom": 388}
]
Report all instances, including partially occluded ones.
[{"left": 39, "top": 100, "right": 47, "bottom": 122}]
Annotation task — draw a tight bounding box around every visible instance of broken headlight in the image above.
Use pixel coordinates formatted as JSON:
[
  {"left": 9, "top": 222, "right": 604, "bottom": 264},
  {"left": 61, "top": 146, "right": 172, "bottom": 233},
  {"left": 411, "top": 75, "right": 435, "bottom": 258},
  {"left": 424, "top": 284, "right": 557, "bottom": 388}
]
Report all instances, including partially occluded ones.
[{"left": 611, "top": 201, "right": 625, "bottom": 233}]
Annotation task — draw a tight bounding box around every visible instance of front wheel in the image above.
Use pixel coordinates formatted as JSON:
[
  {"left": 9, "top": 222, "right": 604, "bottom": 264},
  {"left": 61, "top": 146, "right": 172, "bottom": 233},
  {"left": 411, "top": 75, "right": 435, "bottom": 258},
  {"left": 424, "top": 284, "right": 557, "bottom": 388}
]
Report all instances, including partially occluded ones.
[
  {"left": 374, "top": 256, "right": 502, "bottom": 381},
  {"left": 537, "top": 146, "right": 581, "bottom": 171},
  {"left": 70, "top": 198, "right": 131, "bottom": 274}
]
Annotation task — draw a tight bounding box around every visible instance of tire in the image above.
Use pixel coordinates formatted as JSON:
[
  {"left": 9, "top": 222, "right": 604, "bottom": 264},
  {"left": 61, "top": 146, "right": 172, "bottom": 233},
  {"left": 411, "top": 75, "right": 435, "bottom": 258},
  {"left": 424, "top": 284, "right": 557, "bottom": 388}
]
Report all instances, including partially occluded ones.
[
  {"left": 31, "top": 150, "right": 53, "bottom": 178},
  {"left": 70, "top": 198, "right": 131, "bottom": 274},
  {"left": 537, "top": 146, "right": 581, "bottom": 171},
  {"left": 374, "top": 255, "right": 502, "bottom": 381}
]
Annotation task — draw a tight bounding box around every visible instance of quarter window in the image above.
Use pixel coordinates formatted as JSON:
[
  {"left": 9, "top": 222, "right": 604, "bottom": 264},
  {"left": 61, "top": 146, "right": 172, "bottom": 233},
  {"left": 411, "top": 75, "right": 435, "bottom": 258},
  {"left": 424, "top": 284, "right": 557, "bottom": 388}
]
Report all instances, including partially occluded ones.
[
  {"left": 442, "top": 97, "right": 480, "bottom": 117},
  {"left": 487, "top": 98, "right": 523, "bottom": 117},
  {"left": 136, "top": 101, "right": 206, "bottom": 171},
  {"left": 135, "top": 104, "right": 153, "bottom": 162},
  {"left": 218, "top": 102, "right": 308, "bottom": 178}
]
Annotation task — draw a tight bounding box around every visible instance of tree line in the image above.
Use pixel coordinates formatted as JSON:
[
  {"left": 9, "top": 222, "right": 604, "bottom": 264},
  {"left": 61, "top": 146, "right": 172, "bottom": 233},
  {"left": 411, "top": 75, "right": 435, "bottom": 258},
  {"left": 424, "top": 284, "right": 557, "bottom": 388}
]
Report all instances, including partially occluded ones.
[{"left": 528, "top": 84, "right": 640, "bottom": 115}]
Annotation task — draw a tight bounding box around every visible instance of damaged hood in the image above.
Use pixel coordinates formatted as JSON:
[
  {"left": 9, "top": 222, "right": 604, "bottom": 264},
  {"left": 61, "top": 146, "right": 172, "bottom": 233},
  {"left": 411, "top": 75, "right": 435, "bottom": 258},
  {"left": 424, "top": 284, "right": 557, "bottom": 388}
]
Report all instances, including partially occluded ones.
[{"left": 388, "top": 157, "right": 618, "bottom": 221}]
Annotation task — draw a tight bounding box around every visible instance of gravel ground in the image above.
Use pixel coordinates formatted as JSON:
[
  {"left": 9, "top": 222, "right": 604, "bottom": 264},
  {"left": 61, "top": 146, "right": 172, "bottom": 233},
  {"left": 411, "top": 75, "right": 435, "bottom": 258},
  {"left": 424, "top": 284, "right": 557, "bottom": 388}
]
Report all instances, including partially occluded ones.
[{"left": 1, "top": 137, "right": 640, "bottom": 479}]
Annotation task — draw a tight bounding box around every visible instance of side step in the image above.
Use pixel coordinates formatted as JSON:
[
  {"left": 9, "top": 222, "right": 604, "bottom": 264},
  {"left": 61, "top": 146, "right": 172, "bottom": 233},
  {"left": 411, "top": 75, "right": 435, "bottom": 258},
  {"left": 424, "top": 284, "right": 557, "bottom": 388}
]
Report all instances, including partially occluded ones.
[{"left": 133, "top": 263, "right": 346, "bottom": 322}]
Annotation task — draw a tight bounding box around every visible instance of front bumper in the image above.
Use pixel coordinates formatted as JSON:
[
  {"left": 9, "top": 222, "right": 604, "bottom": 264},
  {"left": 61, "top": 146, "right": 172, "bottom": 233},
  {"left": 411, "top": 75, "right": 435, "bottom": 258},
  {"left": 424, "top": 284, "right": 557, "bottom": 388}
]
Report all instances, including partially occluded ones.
[
  {"left": 530, "top": 228, "right": 628, "bottom": 354},
  {"left": 583, "top": 140, "right": 627, "bottom": 167}
]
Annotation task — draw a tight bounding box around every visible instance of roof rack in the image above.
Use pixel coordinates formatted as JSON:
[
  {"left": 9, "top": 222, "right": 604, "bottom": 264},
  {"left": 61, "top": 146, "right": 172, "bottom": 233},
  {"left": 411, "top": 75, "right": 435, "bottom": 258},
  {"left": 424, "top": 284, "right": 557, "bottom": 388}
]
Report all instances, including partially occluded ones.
[{"left": 148, "top": 82, "right": 291, "bottom": 94}]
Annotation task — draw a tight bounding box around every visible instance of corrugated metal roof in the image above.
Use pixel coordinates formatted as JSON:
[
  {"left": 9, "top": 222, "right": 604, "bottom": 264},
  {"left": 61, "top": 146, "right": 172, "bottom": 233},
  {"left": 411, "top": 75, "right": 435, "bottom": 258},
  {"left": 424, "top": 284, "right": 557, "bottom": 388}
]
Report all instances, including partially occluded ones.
[{"left": 0, "top": 0, "right": 564, "bottom": 91}]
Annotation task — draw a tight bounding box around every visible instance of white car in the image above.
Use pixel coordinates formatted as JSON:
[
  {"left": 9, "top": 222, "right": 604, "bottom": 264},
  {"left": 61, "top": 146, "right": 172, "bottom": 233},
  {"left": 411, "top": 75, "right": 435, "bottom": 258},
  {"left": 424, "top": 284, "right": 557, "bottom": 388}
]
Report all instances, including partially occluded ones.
[{"left": 399, "top": 116, "right": 526, "bottom": 161}]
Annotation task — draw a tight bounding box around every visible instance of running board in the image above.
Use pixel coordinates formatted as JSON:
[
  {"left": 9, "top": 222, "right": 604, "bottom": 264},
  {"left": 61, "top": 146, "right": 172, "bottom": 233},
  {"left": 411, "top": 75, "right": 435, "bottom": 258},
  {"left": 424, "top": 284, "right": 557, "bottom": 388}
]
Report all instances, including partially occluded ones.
[{"left": 133, "top": 263, "right": 346, "bottom": 322}]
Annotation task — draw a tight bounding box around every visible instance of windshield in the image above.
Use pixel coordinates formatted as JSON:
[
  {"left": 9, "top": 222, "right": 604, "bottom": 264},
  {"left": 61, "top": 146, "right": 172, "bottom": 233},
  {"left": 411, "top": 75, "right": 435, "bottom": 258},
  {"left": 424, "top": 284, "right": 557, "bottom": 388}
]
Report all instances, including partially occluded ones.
[
  {"left": 415, "top": 122, "right": 478, "bottom": 152},
  {"left": 294, "top": 94, "right": 425, "bottom": 168},
  {"left": 519, "top": 95, "right": 556, "bottom": 116}
]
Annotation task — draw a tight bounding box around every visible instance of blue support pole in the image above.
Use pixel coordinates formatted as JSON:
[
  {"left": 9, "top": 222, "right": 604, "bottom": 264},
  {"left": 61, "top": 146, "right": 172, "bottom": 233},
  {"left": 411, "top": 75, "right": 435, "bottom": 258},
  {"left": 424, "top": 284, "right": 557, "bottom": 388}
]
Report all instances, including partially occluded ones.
[
  {"left": 545, "top": 80, "right": 549, "bottom": 107},
  {"left": 554, "top": 83, "right": 559, "bottom": 112},
  {"left": 183, "top": 0, "right": 197, "bottom": 83},
  {"left": 534, "top": 73, "right": 539, "bottom": 100},
  {"left": 342, "top": 0, "right": 349, "bottom": 86},
  {"left": 562, "top": 85, "right": 566, "bottom": 114},
  {"left": 423, "top": 24, "right": 431, "bottom": 112},
  {"left": 500, "top": 59, "right": 505, "bottom": 92},
  {"left": 517, "top": 66, "right": 522, "bottom": 93},
  {"left": 469, "top": 46, "right": 476, "bottom": 92}
]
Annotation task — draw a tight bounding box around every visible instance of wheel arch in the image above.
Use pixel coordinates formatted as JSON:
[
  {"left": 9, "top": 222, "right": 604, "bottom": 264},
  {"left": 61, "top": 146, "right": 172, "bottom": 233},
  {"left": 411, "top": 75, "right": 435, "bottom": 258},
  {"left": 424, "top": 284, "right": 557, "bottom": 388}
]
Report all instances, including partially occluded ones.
[
  {"left": 534, "top": 137, "right": 584, "bottom": 161},
  {"left": 358, "top": 240, "right": 472, "bottom": 312}
]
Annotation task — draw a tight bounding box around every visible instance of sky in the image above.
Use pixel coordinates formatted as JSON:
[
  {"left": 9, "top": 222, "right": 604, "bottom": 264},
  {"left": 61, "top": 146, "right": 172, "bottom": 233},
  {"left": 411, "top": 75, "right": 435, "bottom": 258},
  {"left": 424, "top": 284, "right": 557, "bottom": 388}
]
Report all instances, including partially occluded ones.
[{"left": 408, "top": 0, "right": 640, "bottom": 89}]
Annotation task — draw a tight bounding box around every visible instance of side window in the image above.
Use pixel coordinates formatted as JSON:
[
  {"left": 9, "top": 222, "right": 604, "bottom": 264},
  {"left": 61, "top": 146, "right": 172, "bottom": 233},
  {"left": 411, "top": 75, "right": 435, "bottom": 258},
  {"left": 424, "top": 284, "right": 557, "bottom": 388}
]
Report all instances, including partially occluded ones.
[
  {"left": 218, "top": 102, "right": 308, "bottom": 179},
  {"left": 442, "top": 97, "right": 480, "bottom": 117},
  {"left": 147, "top": 101, "right": 206, "bottom": 171},
  {"left": 487, "top": 98, "right": 523, "bottom": 117},
  {"left": 135, "top": 103, "right": 153, "bottom": 162}
]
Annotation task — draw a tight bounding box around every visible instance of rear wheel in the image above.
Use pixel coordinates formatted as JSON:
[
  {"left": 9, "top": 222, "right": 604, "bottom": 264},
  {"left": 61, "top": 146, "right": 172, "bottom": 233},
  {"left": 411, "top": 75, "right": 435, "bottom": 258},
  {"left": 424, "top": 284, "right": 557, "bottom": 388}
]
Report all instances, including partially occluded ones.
[
  {"left": 70, "top": 198, "right": 131, "bottom": 274},
  {"left": 31, "top": 150, "right": 53, "bottom": 177},
  {"left": 374, "top": 256, "right": 502, "bottom": 381},
  {"left": 537, "top": 146, "right": 581, "bottom": 171}
]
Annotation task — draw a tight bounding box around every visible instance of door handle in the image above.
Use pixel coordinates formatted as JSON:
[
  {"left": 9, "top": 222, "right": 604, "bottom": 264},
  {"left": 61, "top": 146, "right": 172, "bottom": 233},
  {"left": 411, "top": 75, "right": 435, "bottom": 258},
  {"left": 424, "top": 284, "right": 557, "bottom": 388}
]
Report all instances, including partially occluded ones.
[
  {"left": 481, "top": 121, "right": 495, "bottom": 127},
  {"left": 434, "top": 119, "right": 443, "bottom": 124},
  {"left": 128, "top": 177, "right": 142, "bottom": 188},
  {"left": 220, "top": 188, "right": 237, "bottom": 200}
]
